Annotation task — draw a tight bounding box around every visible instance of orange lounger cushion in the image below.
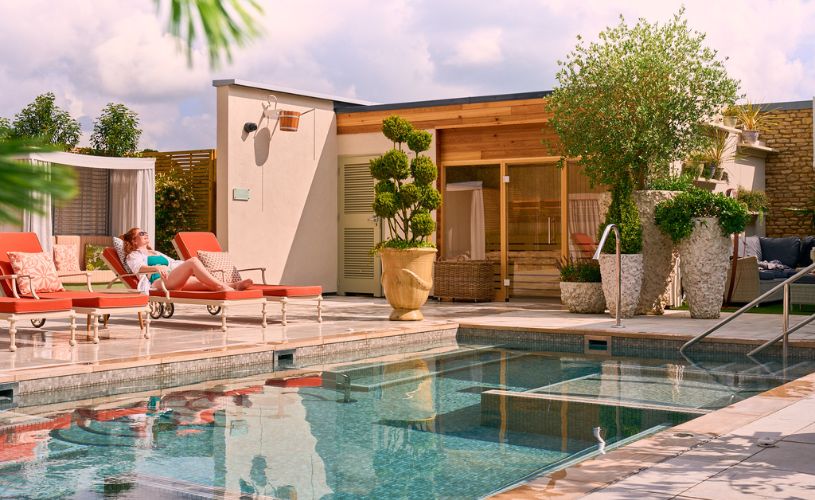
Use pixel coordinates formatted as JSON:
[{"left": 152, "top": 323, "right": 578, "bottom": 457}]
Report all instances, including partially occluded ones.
[
  {"left": 149, "top": 289, "right": 263, "bottom": 300},
  {"left": 173, "top": 232, "right": 222, "bottom": 260},
  {"left": 0, "top": 297, "right": 73, "bottom": 314},
  {"left": 38, "top": 291, "right": 148, "bottom": 309},
  {"left": 252, "top": 284, "right": 322, "bottom": 297}
]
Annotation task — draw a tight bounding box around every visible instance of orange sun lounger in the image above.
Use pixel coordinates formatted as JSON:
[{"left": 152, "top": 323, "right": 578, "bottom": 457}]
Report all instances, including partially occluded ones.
[{"left": 173, "top": 232, "right": 323, "bottom": 326}]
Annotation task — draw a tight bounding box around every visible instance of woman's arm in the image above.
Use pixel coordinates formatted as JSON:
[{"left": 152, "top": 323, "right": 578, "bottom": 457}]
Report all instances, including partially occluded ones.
[{"left": 125, "top": 252, "right": 166, "bottom": 274}]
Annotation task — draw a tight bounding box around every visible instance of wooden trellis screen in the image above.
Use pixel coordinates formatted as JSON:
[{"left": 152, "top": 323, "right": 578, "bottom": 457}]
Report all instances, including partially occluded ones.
[{"left": 144, "top": 149, "right": 217, "bottom": 232}]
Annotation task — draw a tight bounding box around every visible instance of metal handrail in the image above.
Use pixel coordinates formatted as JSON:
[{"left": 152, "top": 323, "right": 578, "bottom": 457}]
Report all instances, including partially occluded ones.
[
  {"left": 680, "top": 261, "right": 815, "bottom": 354},
  {"left": 593, "top": 224, "right": 623, "bottom": 328}
]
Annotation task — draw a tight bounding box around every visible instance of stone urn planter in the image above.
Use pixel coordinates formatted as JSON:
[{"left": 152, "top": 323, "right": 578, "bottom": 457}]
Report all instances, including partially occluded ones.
[
  {"left": 599, "top": 254, "right": 644, "bottom": 319},
  {"left": 380, "top": 247, "right": 437, "bottom": 320},
  {"left": 678, "top": 217, "right": 731, "bottom": 319},
  {"left": 560, "top": 282, "right": 606, "bottom": 314},
  {"left": 634, "top": 190, "right": 679, "bottom": 315}
]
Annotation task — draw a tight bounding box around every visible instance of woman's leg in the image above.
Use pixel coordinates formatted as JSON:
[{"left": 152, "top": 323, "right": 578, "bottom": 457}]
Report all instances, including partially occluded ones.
[{"left": 162, "top": 257, "right": 232, "bottom": 291}]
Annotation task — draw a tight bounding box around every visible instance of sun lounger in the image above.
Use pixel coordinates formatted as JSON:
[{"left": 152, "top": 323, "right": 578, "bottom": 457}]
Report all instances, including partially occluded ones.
[
  {"left": 0, "top": 290, "right": 76, "bottom": 351},
  {"left": 0, "top": 232, "right": 150, "bottom": 346},
  {"left": 101, "top": 247, "right": 268, "bottom": 331},
  {"left": 173, "top": 232, "right": 323, "bottom": 326}
]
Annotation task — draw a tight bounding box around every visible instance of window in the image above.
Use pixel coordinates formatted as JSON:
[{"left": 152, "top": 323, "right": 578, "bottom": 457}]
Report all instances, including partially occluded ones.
[{"left": 53, "top": 167, "right": 110, "bottom": 235}]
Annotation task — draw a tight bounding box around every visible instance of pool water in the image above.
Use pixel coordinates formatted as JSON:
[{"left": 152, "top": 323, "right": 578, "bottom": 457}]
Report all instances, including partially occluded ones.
[{"left": 0, "top": 346, "right": 811, "bottom": 499}]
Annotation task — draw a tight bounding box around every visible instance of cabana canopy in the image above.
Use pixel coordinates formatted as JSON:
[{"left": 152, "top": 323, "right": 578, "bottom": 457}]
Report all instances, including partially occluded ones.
[{"left": 22, "top": 152, "right": 155, "bottom": 251}]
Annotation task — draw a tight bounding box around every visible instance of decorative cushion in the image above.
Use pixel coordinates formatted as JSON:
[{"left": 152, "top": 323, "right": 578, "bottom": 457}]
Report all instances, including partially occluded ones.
[
  {"left": 759, "top": 237, "right": 800, "bottom": 268},
  {"left": 112, "top": 237, "right": 131, "bottom": 273},
  {"left": 53, "top": 244, "right": 80, "bottom": 272},
  {"left": 737, "top": 235, "right": 762, "bottom": 260},
  {"left": 6, "top": 252, "right": 65, "bottom": 295},
  {"left": 799, "top": 236, "right": 815, "bottom": 267},
  {"left": 84, "top": 244, "right": 107, "bottom": 271},
  {"left": 197, "top": 250, "right": 241, "bottom": 283}
]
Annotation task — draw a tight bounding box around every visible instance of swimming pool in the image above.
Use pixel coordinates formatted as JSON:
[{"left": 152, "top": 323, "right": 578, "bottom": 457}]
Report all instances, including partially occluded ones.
[{"left": 0, "top": 345, "right": 811, "bottom": 499}]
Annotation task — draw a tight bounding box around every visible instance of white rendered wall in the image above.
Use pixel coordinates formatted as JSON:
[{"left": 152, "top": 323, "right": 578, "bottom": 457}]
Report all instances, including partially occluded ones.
[{"left": 216, "top": 85, "right": 338, "bottom": 291}]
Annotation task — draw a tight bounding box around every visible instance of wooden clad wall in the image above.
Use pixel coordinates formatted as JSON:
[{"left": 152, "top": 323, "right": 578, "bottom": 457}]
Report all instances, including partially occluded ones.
[
  {"left": 438, "top": 123, "right": 558, "bottom": 163},
  {"left": 336, "top": 98, "right": 551, "bottom": 135},
  {"left": 144, "top": 149, "right": 217, "bottom": 232}
]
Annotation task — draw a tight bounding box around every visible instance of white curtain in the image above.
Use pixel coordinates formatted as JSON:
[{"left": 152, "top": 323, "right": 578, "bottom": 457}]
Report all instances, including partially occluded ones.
[
  {"left": 568, "top": 193, "right": 603, "bottom": 259},
  {"left": 21, "top": 159, "right": 53, "bottom": 252},
  {"left": 444, "top": 182, "right": 485, "bottom": 260},
  {"left": 110, "top": 169, "right": 156, "bottom": 247}
]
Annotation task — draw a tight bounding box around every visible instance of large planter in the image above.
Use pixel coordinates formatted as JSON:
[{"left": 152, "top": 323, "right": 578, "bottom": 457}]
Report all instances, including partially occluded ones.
[
  {"left": 634, "top": 190, "right": 680, "bottom": 315},
  {"left": 380, "top": 247, "right": 437, "bottom": 320},
  {"left": 742, "top": 130, "right": 759, "bottom": 144},
  {"left": 678, "top": 217, "right": 731, "bottom": 319},
  {"left": 599, "top": 254, "right": 644, "bottom": 319},
  {"left": 560, "top": 282, "right": 606, "bottom": 314}
]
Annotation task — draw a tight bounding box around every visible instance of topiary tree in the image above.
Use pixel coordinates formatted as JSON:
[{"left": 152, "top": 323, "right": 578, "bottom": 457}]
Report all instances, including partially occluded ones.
[
  {"left": 370, "top": 115, "right": 442, "bottom": 250},
  {"left": 91, "top": 103, "right": 142, "bottom": 157},
  {"left": 155, "top": 167, "right": 196, "bottom": 257},
  {"left": 547, "top": 8, "right": 740, "bottom": 253},
  {"left": 11, "top": 92, "right": 81, "bottom": 151}
]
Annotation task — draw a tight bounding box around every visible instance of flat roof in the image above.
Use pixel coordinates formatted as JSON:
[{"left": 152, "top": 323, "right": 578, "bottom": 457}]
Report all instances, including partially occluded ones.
[
  {"left": 757, "top": 99, "right": 814, "bottom": 111},
  {"left": 212, "top": 79, "right": 376, "bottom": 107},
  {"left": 334, "top": 90, "right": 553, "bottom": 113}
]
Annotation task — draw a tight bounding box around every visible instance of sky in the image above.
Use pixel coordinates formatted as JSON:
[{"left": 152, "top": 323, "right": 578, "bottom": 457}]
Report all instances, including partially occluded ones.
[{"left": 0, "top": 0, "right": 813, "bottom": 151}]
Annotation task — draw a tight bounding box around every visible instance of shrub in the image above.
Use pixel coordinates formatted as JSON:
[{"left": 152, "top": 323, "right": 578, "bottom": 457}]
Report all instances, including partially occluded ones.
[
  {"left": 647, "top": 173, "right": 696, "bottom": 191},
  {"left": 737, "top": 188, "right": 768, "bottom": 214},
  {"left": 155, "top": 168, "right": 196, "bottom": 257},
  {"left": 370, "top": 115, "right": 442, "bottom": 251},
  {"left": 654, "top": 189, "right": 750, "bottom": 243},
  {"left": 600, "top": 184, "right": 643, "bottom": 254},
  {"left": 558, "top": 258, "right": 602, "bottom": 283}
]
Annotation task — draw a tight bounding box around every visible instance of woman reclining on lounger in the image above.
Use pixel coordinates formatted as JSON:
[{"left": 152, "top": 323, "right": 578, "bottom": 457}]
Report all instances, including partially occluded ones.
[{"left": 122, "top": 227, "right": 252, "bottom": 293}]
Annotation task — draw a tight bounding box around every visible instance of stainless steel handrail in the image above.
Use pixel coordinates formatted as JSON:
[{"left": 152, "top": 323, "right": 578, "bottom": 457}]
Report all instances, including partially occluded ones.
[
  {"left": 593, "top": 224, "right": 623, "bottom": 328},
  {"left": 680, "top": 261, "right": 815, "bottom": 354}
]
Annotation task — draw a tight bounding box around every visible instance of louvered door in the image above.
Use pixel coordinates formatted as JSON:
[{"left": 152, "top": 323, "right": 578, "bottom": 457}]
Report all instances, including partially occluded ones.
[{"left": 338, "top": 157, "right": 382, "bottom": 296}]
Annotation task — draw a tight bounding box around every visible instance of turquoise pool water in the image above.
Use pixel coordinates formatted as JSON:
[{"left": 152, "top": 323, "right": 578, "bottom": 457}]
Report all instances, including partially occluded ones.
[{"left": 0, "top": 346, "right": 811, "bottom": 499}]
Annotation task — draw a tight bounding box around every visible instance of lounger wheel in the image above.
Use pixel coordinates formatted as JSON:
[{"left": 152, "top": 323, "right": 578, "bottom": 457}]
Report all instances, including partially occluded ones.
[
  {"left": 207, "top": 305, "right": 221, "bottom": 315},
  {"left": 30, "top": 318, "right": 46, "bottom": 328},
  {"left": 161, "top": 302, "right": 175, "bottom": 318},
  {"left": 149, "top": 302, "right": 164, "bottom": 320}
]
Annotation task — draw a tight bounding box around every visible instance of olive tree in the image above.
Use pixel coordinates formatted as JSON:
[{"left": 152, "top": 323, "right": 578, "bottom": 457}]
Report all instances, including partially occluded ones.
[{"left": 91, "top": 103, "right": 142, "bottom": 157}]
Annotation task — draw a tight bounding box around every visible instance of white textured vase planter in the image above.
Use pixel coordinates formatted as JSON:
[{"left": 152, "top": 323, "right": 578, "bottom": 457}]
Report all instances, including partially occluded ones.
[
  {"left": 634, "top": 190, "right": 679, "bottom": 315},
  {"left": 599, "top": 254, "right": 643, "bottom": 319},
  {"left": 560, "top": 282, "right": 606, "bottom": 314},
  {"left": 678, "top": 217, "right": 731, "bottom": 319}
]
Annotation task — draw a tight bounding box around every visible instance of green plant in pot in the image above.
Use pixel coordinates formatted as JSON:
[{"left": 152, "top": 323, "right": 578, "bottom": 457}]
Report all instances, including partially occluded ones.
[
  {"left": 655, "top": 189, "right": 749, "bottom": 318},
  {"left": 722, "top": 105, "right": 740, "bottom": 128},
  {"left": 736, "top": 100, "right": 764, "bottom": 144},
  {"left": 558, "top": 258, "right": 605, "bottom": 314},
  {"left": 546, "top": 8, "right": 739, "bottom": 316},
  {"left": 370, "top": 115, "right": 442, "bottom": 320}
]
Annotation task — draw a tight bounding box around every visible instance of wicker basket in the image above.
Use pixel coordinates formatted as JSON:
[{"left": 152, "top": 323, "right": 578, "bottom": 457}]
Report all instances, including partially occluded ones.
[{"left": 433, "top": 259, "right": 497, "bottom": 301}]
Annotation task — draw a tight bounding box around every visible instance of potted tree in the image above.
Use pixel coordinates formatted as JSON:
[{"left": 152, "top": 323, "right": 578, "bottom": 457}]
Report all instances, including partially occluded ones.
[
  {"left": 655, "top": 189, "right": 749, "bottom": 318},
  {"left": 736, "top": 101, "right": 764, "bottom": 144},
  {"left": 558, "top": 258, "right": 605, "bottom": 314},
  {"left": 370, "top": 116, "right": 442, "bottom": 321},
  {"left": 547, "top": 9, "right": 739, "bottom": 316}
]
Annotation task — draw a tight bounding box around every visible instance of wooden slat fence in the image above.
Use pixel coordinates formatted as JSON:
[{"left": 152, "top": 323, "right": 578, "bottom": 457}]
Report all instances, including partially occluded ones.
[{"left": 144, "top": 149, "right": 216, "bottom": 232}]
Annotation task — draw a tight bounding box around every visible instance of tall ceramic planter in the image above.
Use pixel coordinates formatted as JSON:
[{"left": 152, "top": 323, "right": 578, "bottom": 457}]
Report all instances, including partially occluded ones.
[
  {"left": 634, "top": 190, "right": 679, "bottom": 315},
  {"left": 678, "top": 217, "right": 731, "bottom": 319},
  {"left": 380, "top": 247, "right": 437, "bottom": 320},
  {"left": 599, "top": 254, "right": 643, "bottom": 318},
  {"left": 560, "top": 282, "right": 606, "bottom": 314}
]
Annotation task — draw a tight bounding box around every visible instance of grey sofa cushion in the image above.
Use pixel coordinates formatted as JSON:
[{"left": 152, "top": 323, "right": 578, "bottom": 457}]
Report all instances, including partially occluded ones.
[
  {"left": 760, "top": 237, "right": 801, "bottom": 268},
  {"left": 743, "top": 235, "right": 762, "bottom": 260},
  {"left": 799, "top": 236, "right": 815, "bottom": 267}
]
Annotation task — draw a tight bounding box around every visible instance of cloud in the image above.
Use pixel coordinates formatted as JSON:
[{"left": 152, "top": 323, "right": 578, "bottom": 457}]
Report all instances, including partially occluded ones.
[{"left": 0, "top": 0, "right": 812, "bottom": 151}]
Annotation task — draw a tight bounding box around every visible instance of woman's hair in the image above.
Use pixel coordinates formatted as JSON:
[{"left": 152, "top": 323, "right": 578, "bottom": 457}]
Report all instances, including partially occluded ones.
[{"left": 121, "top": 227, "right": 152, "bottom": 256}]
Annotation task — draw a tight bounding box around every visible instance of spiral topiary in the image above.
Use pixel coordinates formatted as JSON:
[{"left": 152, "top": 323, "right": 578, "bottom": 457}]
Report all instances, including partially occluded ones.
[{"left": 369, "top": 115, "right": 442, "bottom": 250}]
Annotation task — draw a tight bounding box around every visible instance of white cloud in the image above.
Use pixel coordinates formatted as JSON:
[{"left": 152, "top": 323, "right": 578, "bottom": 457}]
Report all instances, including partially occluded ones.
[{"left": 448, "top": 27, "right": 503, "bottom": 65}]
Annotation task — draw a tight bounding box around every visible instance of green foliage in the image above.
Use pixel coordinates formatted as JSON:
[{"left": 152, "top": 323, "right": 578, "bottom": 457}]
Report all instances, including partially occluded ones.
[
  {"left": 155, "top": 168, "right": 196, "bottom": 256},
  {"left": 162, "top": 0, "right": 263, "bottom": 68},
  {"left": 737, "top": 188, "right": 768, "bottom": 214},
  {"left": 0, "top": 138, "right": 77, "bottom": 224},
  {"left": 546, "top": 8, "right": 740, "bottom": 191},
  {"left": 647, "top": 173, "right": 696, "bottom": 191},
  {"left": 600, "top": 185, "right": 643, "bottom": 254},
  {"left": 370, "top": 115, "right": 442, "bottom": 249},
  {"left": 735, "top": 100, "right": 764, "bottom": 131},
  {"left": 91, "top": 103, "right": 142, "bottom": 157},
  {"left": 11, "top": 93, "right": 81, "bottom": 150},
  {"left": 558, "top": 258, "right": 602, "bottom": 283},
  {"left": 0, "top": 118, "right": 10, "bottom": 140},
  {"left": 654, "top": 188, "right": 750, "bottom": 243}
]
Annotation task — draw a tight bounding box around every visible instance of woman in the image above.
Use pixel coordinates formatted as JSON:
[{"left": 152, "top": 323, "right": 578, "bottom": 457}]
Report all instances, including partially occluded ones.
[{"left": 122, "top": 228, "right": 252, "bottom": 294}]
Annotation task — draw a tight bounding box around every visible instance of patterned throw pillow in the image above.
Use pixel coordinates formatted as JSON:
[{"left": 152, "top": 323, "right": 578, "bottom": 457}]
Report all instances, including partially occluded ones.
[
  {"left": 85, "top": 244, "right": 108, "bottom": 271},
  {"left": 197, "top": 250, "right": 241, "bottom": 283},
  {"left": 112, "top": 237, "right": 131, "bottom": 273},
  {"left": 53, "top": 244, "right": 80, "bottom": 272},
  {"left": 7, "top": 251, "right": 65, "bottom": 295}
]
